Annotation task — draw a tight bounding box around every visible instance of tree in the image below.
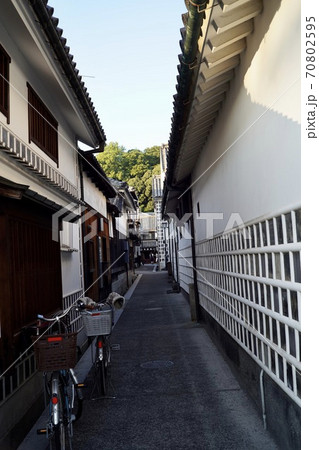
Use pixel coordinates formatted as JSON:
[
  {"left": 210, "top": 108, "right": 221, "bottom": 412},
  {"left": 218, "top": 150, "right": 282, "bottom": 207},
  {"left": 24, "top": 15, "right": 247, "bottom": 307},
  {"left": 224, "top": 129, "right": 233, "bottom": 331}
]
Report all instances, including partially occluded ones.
[
  {"left": 97, "top": 143, "right": 161, "bottom": 212},
  {"left": 96, "top": 142, "right": 130, "bottom": 180},
  {"left": 144, "top": 146, "right": 161, "bottom": 168}
]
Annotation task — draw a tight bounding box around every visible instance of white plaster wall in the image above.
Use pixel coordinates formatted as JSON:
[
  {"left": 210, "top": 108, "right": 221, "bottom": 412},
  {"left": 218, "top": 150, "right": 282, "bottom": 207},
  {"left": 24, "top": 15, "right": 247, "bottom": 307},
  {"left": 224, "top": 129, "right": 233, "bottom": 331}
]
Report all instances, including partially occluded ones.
[
  {"left": 0, "top": 14, "right": 88, "bottom": 299},
  {"left": 192, "top": 0, "right": 300, "bottom": 242},
  {"left": 83, "top": 173, "right": 107, "bottom": 217},
  {"left": 0, "top": 19, "right": 81, "bottom": 188},
  {"left": 60, "top": 224, "right": 83, "bottom": 295},
  {"left": 116, "top": 211, "right": 128, "bottom": 238}
]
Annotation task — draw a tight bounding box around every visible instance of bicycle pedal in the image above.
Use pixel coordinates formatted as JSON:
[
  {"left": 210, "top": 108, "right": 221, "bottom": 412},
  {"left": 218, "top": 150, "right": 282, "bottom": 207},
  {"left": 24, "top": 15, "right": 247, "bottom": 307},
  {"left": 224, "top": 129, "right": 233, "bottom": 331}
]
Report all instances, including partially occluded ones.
[{"left": 37, "top": 428, "right": 47, "bottom": 435}]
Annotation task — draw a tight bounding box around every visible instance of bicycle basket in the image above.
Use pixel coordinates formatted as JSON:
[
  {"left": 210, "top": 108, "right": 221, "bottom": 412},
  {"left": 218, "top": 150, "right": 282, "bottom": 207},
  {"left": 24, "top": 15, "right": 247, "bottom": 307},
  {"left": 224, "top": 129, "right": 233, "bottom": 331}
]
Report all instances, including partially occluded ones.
[
  {"left": 33, "top": 332, "right": 77, "bottom": 371},
  {"left": 81, "top": 306, "right": 112, "bottom": 336}
]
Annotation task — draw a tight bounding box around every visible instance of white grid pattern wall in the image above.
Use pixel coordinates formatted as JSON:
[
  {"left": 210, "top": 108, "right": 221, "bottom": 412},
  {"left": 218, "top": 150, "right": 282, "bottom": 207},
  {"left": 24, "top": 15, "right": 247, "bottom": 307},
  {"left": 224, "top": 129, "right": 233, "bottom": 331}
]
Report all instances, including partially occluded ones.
[
  {"left": 178, "top": 244, "right": 194, "bottom": 294},
  {"left": 195, "top": 208, "right": 301, "bottom": 406},
  {"left": 154, "top": 199, "right": 166, "bottom": 267}
]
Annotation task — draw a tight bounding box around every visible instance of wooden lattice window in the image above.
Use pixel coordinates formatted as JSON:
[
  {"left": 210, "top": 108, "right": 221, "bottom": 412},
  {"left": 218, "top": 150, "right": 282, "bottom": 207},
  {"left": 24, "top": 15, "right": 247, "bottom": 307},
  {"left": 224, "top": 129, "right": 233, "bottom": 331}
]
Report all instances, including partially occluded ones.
[
  {"left": 27, "top": 83, "right": 58, "bottom": 164},
  {"left": 0, "top": 43, "right": 11, "bottom": 123}
]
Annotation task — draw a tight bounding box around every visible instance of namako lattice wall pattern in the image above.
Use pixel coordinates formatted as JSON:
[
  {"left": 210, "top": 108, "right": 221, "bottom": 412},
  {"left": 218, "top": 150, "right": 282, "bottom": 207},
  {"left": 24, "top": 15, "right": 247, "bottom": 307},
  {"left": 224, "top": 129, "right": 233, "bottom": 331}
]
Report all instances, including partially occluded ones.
[{"left": 194, "top": 207, "right": 301, "bottom": 406}]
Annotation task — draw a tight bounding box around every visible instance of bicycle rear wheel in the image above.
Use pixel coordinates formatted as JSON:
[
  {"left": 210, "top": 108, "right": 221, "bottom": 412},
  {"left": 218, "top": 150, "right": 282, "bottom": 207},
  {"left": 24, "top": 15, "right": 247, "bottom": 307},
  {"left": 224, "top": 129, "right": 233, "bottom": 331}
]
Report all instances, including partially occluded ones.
[{"left": 96, "top": 336, "right": 111, "bottom": 396}]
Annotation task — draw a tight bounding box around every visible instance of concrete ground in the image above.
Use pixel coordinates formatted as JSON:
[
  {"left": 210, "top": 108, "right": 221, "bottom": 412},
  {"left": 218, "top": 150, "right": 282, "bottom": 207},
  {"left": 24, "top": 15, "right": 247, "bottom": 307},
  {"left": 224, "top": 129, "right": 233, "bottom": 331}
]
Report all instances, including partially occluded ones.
[{"left": 20, "top": 266, "right": 279, "bottom": 449}]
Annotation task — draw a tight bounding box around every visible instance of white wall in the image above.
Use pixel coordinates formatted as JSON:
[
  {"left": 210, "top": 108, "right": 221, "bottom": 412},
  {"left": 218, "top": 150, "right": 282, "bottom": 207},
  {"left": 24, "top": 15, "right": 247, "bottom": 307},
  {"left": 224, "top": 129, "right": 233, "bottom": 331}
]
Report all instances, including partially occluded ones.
[
  {"left": 60, "top": 223, "right": 83, "bottom": 295},
  {"left": 83, "top": 173, "right": 107, "bottom": 217},
  {"left": 192, "top": 0, "right": 300, "bottom": 241},
  {"left": 0, "top": 14, "right": 85, "bottom": 190},
  {"left": 116, "top": 210, "right": 129, "bottom": 238},
  {"left": 0, "top": 7, "right": 97, "bottom": 301}
]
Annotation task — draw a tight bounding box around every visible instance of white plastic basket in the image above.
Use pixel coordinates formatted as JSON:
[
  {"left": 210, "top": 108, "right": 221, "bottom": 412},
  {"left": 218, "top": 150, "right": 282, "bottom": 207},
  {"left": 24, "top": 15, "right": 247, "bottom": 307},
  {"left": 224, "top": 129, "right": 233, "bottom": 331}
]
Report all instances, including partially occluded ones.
[{"left": 81, "top": 306, "right": 113, "bottom": 336}]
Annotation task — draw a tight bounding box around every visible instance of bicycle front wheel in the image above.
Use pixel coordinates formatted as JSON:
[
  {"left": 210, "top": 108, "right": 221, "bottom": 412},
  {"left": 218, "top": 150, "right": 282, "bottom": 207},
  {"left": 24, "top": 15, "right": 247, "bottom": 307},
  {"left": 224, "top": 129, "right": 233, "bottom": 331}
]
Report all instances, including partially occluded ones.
[
  {"left": 50, "top": 373, "right": 67, "bottom": 450},
  {"left": 53, "top": 422, "right": 66, "bottom": 450},
  {"left": 68, "top": 369, "right": 83, "bottom": 422}
]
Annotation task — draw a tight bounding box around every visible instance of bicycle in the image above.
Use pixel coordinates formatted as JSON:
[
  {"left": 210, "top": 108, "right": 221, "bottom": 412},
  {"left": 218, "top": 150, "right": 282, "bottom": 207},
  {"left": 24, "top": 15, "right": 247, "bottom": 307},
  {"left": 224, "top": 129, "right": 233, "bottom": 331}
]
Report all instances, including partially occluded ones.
[
  {"left": 79, "top": 292, "right": 125, "bottom": 398},
  {"left": 33, "top": 308, "right": 85, "bottom": 450}
]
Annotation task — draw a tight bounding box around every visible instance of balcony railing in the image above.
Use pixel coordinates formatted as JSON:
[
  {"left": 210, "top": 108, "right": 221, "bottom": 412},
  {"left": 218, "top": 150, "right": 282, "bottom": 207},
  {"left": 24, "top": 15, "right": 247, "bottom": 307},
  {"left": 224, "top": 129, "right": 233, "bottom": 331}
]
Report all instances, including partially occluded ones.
[{"left": 0, "top": 121, "right": 78, "bottom": 199}]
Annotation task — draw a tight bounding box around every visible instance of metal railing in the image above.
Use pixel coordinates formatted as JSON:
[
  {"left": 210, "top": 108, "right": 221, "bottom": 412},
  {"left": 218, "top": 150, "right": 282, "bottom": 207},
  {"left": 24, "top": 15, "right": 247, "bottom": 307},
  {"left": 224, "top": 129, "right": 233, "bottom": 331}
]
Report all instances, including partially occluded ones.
[
  {"left": 0, "top": 351, "right": 36, "bottom": 407},
  {"left": 62, "top": 289, "right": 85, "bottom": 332},
  {"left": 0, "top": 121, "right": 78, "bottom": 199},
  {"left": 0, "top": 289, "right": 84, "bottom": 407}
]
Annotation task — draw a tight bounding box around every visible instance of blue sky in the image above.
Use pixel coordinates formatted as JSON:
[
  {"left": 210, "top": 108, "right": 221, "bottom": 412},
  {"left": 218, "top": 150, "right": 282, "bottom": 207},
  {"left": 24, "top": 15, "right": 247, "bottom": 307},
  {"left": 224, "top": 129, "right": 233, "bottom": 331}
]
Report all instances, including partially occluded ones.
[{"left": 51, "top": 0, "right": 186, "bottom": 150}]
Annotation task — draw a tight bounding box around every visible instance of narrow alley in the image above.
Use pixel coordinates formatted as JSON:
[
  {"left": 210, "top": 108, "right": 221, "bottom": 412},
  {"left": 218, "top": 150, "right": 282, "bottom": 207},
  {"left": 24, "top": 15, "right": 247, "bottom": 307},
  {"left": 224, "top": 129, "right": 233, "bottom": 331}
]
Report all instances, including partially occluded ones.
[
  {"left": 0, "top": 1, "right": 302, "bottom": 448},
  {"left": 64, "top": 267, "right": 278, "bottom": 450}
]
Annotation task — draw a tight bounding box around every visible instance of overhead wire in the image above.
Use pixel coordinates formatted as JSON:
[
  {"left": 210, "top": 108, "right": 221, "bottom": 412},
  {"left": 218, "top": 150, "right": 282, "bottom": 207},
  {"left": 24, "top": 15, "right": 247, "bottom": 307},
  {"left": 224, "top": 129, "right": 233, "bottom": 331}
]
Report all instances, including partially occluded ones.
[
  {"left": 0, "top": 73, "right": 111, "bottom": 193},
  {"left": 0, "top": 252, "right": 126, "bottom": 380}
]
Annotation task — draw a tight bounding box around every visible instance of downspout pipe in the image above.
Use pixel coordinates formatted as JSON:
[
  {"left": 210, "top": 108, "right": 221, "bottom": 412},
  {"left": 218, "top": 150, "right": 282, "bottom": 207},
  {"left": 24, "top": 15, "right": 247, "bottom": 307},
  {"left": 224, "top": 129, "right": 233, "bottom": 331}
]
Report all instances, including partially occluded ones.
[
  {"left": 189, "top": 190, "right": 200, "bottom": 321},
  {"left": 260, "top": 370, "right": 267, "bottom": 430},
  {"left": 78, "top": 151, "right": 88, "bottom": 293}
]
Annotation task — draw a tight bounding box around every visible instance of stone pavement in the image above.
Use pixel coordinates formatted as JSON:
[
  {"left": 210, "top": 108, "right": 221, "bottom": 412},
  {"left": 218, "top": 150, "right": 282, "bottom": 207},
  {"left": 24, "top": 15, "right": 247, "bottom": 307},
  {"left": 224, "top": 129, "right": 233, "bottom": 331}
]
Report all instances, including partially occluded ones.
[
  {"left": 20, "top": 267, "right": 279, "bottom": 449},
  {"left": 72, "top": 268, "right": 278, "bottom": 449}
]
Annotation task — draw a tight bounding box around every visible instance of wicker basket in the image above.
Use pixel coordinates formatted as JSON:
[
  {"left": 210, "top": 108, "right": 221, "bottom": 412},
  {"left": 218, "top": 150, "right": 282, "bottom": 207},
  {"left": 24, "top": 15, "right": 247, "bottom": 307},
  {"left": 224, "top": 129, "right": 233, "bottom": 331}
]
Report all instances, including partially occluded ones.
[
  {"left": 81, "top": 306, "right": 113, "bottom": 336},
  {"left": 33, "top": 332, "right": 77, "bottom": 371}
]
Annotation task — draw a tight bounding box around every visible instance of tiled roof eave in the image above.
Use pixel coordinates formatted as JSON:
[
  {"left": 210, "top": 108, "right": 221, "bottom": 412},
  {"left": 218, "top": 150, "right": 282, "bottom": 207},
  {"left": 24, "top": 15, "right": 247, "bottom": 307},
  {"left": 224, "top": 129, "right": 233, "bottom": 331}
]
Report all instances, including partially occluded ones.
[
  {"left": 167, "top": 0, "right": 264, "bottom": 187},
  {"left": 80, "top": 151, "right": 116, "bottom": 198},
  {"left": 30, "top": 0, "right": 106, "bottom": 147},
  {"left": 166, "top": 0, "right": 209, "bottom": 188}
]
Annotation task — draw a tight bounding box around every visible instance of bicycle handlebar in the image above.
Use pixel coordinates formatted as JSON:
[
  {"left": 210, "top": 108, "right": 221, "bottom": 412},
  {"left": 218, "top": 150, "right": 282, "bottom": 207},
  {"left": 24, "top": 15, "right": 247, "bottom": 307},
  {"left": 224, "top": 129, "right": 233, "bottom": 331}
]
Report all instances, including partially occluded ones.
[
  {"left": 37, "top": 314, "right": 56, "bottom": 322},
  {"left": 37, "top": 292, "right": 124, "bottom": 326},
  {"left": 37, "top": 299, "right": 85, "bottom": 323}
]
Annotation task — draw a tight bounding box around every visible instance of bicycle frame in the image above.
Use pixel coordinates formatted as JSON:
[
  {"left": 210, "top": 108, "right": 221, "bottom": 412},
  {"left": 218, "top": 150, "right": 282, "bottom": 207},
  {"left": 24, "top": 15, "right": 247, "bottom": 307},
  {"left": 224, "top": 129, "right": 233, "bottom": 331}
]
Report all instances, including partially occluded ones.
[
  {"left": 79, "top": 294, "right": 124, "bottom": 398},
  {"left": 35, "top": 307, "right": 84, "bottom": 448},
  {"left": 97, "top": 336, "right": 105, "bottom": 361}
]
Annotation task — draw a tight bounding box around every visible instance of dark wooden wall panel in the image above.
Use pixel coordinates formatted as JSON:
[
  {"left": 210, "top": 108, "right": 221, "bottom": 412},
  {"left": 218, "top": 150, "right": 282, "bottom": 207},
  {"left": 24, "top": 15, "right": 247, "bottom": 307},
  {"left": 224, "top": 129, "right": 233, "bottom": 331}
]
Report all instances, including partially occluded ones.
[{"left": 0, "top": 197, "right": 62, "bottom": 365}]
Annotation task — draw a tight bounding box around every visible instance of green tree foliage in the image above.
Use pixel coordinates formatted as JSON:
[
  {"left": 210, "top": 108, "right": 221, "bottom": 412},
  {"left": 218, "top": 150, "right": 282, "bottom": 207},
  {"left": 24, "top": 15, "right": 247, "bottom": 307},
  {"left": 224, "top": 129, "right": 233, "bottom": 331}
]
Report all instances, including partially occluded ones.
[
  {"left": 97, "top": 142, "right": 161, "bottom": 212},
  {"left": 96, "top": 142, "right": 129, "bottom": 180}
]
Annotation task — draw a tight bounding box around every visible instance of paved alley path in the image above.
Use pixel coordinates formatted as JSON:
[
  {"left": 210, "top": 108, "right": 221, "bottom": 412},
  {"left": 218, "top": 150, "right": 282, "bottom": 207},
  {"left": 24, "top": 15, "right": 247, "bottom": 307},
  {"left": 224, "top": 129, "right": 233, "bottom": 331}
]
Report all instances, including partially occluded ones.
[{"left": 72, "top": 269, "right": 278, "bottom": 449}]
